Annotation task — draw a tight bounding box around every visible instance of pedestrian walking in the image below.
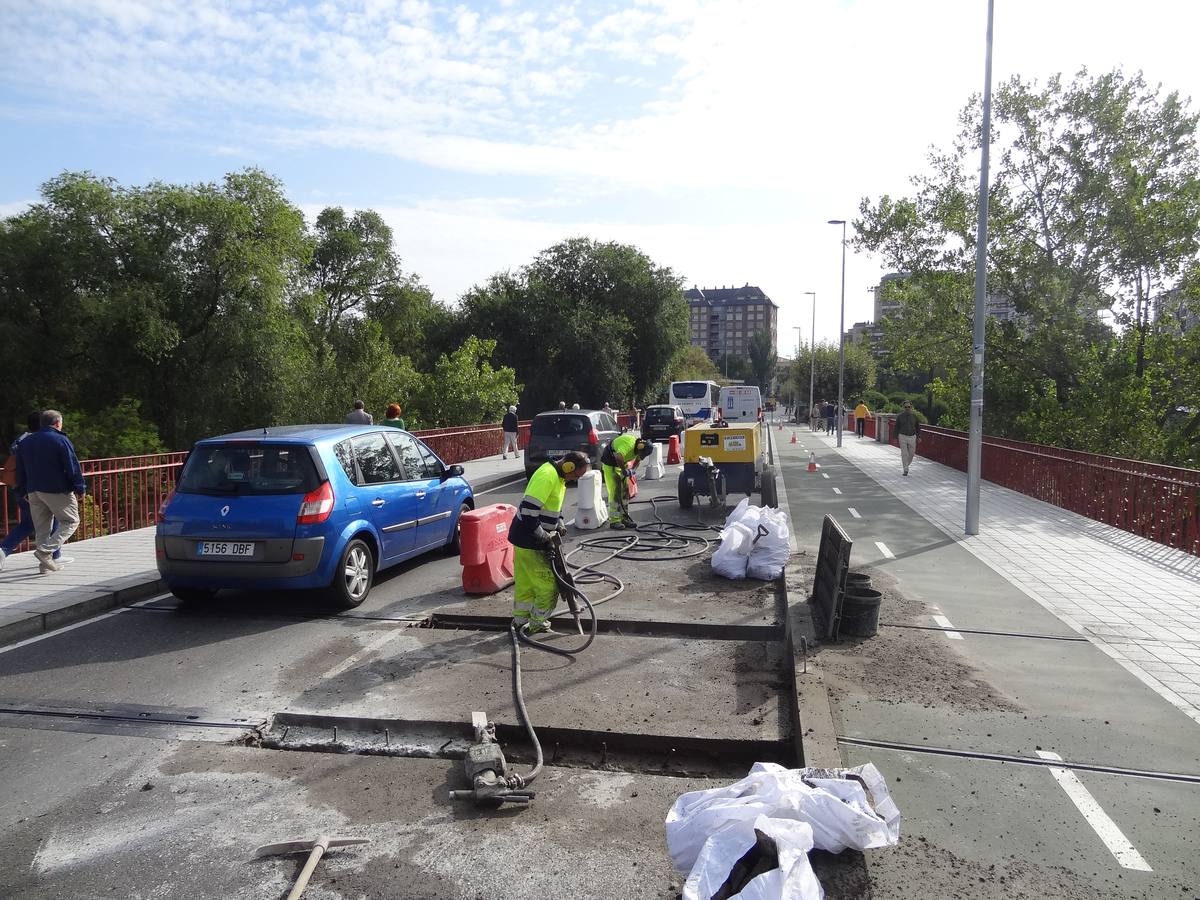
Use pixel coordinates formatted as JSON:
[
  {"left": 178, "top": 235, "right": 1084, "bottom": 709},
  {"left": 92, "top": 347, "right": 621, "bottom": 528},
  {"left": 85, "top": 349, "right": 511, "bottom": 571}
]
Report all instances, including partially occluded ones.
[
  {"left": 810, "top": 402, "right": 822, "bottom": 432},
  {"left": 0, "top": 411, "right": 66, "bottom": 571},
  {"left": 507, "top": 451, "right": 590, "bottom": 634},
  {"left": 381, "top": 403, "right": 406, "bottom": 429},
  {"left": 501, "top": 405, "right": 519, "bottom": 459},
  {"left": 14, "top": 410, "right": 85, "bottom": 575},
  {"left": 896, "top": 401, "right": 921, "bottom": 476},
  {"left": 824, "top": 401, "right": 836, "bottom": 435},
  {"left": 345, "top": 400, "right": 373, "bottom": 425},
  {"left": 853, "top": 400, "right": 872, "bottom": 438}
]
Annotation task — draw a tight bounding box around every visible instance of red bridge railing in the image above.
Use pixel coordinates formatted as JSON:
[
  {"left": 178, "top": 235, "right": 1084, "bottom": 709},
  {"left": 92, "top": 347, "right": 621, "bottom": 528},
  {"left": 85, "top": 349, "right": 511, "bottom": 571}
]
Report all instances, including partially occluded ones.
[
  {"left": 2, "top": 451, "right": 189, "bottom": 550},
  {"left": 905, "top": 426, "right": 1200, "bottom": 557}
]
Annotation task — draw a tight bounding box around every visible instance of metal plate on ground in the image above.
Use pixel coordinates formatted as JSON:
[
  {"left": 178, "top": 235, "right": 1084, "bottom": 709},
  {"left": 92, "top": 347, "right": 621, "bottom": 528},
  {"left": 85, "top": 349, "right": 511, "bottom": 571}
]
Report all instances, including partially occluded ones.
[{"left": 812, "top": 514, "right": 852, "bottom": 640}]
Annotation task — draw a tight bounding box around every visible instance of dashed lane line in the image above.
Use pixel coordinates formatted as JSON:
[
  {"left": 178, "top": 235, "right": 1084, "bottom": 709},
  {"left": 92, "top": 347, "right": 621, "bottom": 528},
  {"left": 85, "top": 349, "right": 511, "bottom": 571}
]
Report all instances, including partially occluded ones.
[
  {"left": 821, "top": 473, "right": 830, "bottom": 479},
  {"left": 832, "top": 487, "right": 842, "bottom": 495},
  {"left": 874, "top": 540, "right": 895, "bottom": 559},
  {"left": 930, "top": 614, "right": 964, "bottom": 640},
  {"left": 1036, "top": 750, "right": 1153, "bottom": 872},
  {"left": 847, "top": 507, "right": 861, "bottom": 519}
]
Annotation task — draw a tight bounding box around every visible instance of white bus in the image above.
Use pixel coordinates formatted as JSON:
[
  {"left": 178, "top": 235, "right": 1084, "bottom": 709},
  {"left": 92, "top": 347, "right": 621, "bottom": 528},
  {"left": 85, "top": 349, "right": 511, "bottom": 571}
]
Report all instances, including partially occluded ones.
[{"left": 669, "top": 380, "right": 721, "bottom": 423}]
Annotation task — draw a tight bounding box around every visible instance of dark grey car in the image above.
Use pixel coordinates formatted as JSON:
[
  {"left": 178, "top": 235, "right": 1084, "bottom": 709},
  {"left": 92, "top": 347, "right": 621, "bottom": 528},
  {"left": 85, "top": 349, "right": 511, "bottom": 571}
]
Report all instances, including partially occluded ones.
[{"left": 524, "top": 410, "right": 622, "bottom": 479}]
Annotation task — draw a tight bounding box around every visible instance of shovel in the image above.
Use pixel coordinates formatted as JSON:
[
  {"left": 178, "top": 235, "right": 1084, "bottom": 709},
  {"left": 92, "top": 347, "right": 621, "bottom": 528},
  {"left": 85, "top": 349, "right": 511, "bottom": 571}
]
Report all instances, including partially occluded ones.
[{"left": 254, "top": 834, "right": 370, "bottom": 900}]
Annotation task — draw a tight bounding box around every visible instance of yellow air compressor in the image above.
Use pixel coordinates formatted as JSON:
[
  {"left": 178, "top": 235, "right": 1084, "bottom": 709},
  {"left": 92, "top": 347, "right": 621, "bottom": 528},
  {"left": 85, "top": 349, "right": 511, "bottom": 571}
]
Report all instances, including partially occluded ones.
[{"left": 678, "top": 420, "right": 777, "bottom": 509}]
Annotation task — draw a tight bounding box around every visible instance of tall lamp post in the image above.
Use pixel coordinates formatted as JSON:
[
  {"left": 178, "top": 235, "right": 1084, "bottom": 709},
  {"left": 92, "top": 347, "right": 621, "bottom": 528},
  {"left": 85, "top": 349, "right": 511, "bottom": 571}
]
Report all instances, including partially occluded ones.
[
  {"left": 827, "top": 220, "right": 847, "bottom": 448},
  {"left": 804, "top": 291, "right": 816, "bottom": 425},
  {"left": 966, "top": 0, "right": 995, "bottom": 535}
]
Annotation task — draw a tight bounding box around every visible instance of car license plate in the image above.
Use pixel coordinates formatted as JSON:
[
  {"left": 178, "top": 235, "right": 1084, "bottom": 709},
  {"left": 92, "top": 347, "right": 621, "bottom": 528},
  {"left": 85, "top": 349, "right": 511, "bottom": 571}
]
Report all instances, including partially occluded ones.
[
  {"left": 197, "top": 541, "right": 255, "bottom": 558},
  {"left": 545, "top": 450, "right": 568, "bottom": 459}
]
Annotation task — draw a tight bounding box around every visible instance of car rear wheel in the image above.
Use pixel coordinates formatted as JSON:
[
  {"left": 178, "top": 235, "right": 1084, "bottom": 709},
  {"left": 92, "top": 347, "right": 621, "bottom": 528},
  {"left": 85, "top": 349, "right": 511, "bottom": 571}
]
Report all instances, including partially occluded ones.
[
  {"left": 326, "top": 538, "right": 374, "bottom": 610},
  {"left": 170, "top": 586, "right": 216, "bottom": 606}
]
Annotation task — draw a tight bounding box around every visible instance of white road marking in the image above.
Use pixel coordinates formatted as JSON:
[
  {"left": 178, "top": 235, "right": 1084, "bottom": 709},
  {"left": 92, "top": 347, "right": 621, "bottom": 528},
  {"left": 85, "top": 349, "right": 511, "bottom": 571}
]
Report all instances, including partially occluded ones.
[
  {"left": 832, "top": 487, "right": 842, "bottom": 495},
  {"left": 931, "top": 614, "right": 964, "bottom": 640},
  {"left": 475, "top": 479, "right": 523, "bottom": 496},
  {"left": 0, "top": 594, "right": 166, "bottom": 656},
  {"left": 822, "top": 473, "right": 830, "bottom": 479},
  {"left": 874, "top": 541, "right": 895, "bottom": 559},
  {"left": 847, "top": 507, "right": 861, "bottom": 518},
  {"left": 1035, "top": 751, "right": 1152, "bottom": 872},
  {"left": 318, "top": 629, "right": 407, "bottom": 681}
]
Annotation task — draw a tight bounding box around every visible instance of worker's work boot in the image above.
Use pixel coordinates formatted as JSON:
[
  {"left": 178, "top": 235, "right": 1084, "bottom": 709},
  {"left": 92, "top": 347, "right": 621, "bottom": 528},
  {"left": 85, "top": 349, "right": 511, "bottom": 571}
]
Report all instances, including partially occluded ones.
[
  {"left": 526, "top": 619, "right": 554, "bottom": 635},
  {"left": 609, "top": 520, "right": 626, "bottom": 530}
]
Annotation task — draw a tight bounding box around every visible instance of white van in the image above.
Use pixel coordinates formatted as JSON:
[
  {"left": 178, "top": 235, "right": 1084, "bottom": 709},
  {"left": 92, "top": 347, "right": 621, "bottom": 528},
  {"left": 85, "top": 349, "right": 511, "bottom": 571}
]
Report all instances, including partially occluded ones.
[{"left": 719, "top": 385, "right": 763, "bottom": 423}]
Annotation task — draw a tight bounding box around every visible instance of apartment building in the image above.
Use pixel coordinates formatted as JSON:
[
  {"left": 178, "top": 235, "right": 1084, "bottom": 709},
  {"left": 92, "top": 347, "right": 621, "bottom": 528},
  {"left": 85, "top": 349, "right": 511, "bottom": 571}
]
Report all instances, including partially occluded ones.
[{"left": 684, "top": 284, "right": 779, "bottom": 360}]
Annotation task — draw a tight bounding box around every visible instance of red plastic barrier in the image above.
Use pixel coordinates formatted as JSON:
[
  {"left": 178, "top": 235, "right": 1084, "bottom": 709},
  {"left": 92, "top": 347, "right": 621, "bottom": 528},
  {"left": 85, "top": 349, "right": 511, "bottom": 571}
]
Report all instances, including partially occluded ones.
[
  {"left": 666, "top": 435, "right": 682, "bottom": 465},
  {"left": 459, "top": 503, "right": 516, "bottom": 595}
]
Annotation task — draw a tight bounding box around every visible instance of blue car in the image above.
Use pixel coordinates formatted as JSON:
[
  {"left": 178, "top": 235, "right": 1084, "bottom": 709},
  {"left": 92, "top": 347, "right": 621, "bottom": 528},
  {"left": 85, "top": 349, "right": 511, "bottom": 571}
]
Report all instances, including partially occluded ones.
[{"left": 156, "top": 425, "right": 474, "bottom": 608}]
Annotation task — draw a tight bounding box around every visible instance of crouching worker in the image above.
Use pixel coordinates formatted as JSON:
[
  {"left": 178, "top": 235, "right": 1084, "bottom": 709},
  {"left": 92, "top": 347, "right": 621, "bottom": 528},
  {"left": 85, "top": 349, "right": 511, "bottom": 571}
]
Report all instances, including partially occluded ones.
[
  {"left": 601, "top": 434, "right": 652, "bottom": 530},
  {"left": 508, "top": 451, "right": 590, "bottom": 634}
]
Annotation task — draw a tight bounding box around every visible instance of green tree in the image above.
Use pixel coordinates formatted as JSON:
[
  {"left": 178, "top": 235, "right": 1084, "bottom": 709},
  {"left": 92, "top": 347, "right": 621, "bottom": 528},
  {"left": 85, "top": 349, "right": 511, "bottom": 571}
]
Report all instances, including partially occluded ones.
[
  {"left": 855, "top": 69, "right": 1200, "bottom": 460},
  {"left": 793, "top": 343, "right": 876, "bottom": 408},
  {"left": 411, "top": 336, "right": 521, "bottom": 428},
  {"left": 458, "top": 238, "right": 687, "bottom": 412},
  {"left": 748, "top": 330, "right": 777, "bottom": 394},
  {"left": 713, "top": 353, "right": 752, "bottom": 382}
]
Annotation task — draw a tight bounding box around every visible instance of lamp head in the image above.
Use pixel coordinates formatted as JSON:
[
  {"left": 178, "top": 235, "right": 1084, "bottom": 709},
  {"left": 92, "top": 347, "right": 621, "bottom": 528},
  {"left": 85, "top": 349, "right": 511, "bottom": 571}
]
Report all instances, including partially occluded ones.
[{"left": 827, "top": 219, "right": 845, "bottom": 225}]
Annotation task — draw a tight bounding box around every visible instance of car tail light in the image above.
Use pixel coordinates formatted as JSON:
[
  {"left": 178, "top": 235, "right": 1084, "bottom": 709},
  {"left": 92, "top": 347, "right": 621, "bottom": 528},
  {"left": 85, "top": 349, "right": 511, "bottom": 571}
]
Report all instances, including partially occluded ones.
[
  {"left": 297, "top": 481, "right": 335, "bottom": 524},
  {"left": 588, "top": 427, "right": 599, "bottom": 444},
  {"left": 157, "top": 489, "right": 176, "bottom": 523}
]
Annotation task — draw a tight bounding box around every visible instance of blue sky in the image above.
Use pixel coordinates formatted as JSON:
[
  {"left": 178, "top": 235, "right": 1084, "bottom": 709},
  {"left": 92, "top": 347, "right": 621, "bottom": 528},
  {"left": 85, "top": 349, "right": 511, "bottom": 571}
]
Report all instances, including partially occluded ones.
[{"left": 3, "top": 0, "right": 1199, "bottom": 354}]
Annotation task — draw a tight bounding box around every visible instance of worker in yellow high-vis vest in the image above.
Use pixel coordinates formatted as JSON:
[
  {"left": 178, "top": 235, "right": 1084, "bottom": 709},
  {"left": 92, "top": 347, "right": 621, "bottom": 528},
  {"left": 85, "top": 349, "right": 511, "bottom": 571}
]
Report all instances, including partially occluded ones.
[
  {"left": 601, "top": 433, "right": 652, "bottom": 530},
  {"left": 507, "top": 451, "right": 590, "bottom": 633}
]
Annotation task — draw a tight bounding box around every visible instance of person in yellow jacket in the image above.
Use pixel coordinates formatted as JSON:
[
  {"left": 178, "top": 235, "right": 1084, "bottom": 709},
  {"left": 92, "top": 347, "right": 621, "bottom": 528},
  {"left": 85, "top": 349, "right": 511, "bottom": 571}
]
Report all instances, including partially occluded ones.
[
  {"left": 601, "top": 433, "right": 652, "bottom": 529},
  {"left": 507, "top": 451, "right": 590, "bottom": 633},
  {"left": 853, "top": 401, "right": 872, "bottom": 438}
]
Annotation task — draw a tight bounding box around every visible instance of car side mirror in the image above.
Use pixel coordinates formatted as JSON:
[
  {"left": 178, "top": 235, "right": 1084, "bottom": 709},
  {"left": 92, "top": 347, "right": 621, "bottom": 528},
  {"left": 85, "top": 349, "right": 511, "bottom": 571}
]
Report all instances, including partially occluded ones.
[{"left": 444, "top": 464, "right": 465, "bottom": 480}]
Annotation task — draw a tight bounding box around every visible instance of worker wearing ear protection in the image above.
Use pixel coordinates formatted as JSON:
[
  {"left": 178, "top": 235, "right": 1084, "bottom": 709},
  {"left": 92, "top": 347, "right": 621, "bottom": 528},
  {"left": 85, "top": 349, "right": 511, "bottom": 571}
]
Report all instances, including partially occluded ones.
[
  {"left": 601, "top": 433, "right": 653, "bottom": 530},
  {"left": 508, "top": 451, "right": 590, "bottom": 633}
]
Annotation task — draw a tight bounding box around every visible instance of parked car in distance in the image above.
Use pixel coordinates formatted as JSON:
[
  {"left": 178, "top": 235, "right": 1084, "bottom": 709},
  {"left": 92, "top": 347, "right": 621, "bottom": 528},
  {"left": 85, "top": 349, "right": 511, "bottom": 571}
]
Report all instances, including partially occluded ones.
[
  {"left": 156, "top": 425, "right": 474, "bottom": 609},
  {"left": 524, "top": 409, "right": 621, "bottom": 479},
  {"left": 641, "top": 404, "right": 685, "bottom": 443}
]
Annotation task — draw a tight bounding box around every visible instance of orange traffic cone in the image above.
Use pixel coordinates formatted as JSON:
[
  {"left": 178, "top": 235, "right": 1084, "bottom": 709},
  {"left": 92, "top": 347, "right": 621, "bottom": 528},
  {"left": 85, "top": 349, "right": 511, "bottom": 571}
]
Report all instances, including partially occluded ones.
[
  {"left": 789, "top": 432, "right": 798, "bottom": 444},
  {"left": 666, "top": 434, "right": 682, "bottom": 465},
  {"left": 807, "top": 451, "right": 817, "bottom": 472}
]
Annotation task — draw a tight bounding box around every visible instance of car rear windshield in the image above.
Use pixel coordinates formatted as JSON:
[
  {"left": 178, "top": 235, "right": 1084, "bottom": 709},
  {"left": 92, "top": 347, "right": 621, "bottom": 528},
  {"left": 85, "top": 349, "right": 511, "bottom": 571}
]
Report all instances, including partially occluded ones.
[
  {"left": 177, "top": 443, "right": 321, "bottom": 495},
  {"left": 645, "top": 407, "right": 678, "bottom": 423},
  {"left": 672, "top": 382, "right": 709, "bottom": 399},
  {"left": 531, "top": 415, "right": 590, "bottom": 438}
]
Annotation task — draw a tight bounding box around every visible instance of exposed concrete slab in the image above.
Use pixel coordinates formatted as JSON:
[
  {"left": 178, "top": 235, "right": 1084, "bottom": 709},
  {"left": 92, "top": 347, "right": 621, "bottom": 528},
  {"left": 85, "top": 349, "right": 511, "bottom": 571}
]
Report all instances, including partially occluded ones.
[
  {"left": 828, "top": 744, "right": 1200, "bottom": 900},
  {"left": 283, "top": 627, "right": 792, "bottom": 745},
  {"left": 0, "top": 606, "right": 791, "bottom": 746},
  {"left": 0, "top": 729, "right": 705, "bottom": 900},
  {"left": 435, "top": 542, "right": 781, "bottom": 631}
]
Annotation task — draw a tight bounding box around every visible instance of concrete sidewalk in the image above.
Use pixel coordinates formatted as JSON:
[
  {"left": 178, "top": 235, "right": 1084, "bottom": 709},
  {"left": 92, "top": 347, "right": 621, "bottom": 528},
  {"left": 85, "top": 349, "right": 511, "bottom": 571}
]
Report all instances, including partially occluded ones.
[
  {"left": 0, "top": 451, "right": 527, "bottom": 647},
  {"left": 783, "top": 424, "right": 1200, "bottom": 727}
]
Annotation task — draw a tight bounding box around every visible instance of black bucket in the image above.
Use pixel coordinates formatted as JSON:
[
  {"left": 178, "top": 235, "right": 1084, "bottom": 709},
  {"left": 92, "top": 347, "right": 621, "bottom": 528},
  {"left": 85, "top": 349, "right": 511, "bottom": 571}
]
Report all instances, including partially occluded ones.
[
  {"left": 840, "top": 588, "right": 882, "bottom": 638},
  {"left": 845, "top": 572, "right": 873, "bottom": 592}
]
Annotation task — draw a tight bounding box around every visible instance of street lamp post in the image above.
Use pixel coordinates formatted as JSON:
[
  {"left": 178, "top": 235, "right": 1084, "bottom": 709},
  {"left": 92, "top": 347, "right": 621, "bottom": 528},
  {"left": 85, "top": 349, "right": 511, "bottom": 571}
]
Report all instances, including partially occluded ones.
[
  {"left": 804, "top": 291, "right": 816, "bottom": 426},
  {"left": 827, "top": 220, "right": 847, "bottom": 448}
]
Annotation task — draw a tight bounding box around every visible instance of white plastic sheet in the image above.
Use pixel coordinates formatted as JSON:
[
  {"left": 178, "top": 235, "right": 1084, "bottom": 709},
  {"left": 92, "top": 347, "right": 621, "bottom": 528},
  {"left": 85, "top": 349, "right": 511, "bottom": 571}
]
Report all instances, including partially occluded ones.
[
  {"left": 712, "top": 500, "right": 791, "bottom": 581},
  {"left": 682, "top": 815, "right": 823, "bottom": 900},
  {"left": 666, "top": 762, "right": 901, "bottom": 877}
]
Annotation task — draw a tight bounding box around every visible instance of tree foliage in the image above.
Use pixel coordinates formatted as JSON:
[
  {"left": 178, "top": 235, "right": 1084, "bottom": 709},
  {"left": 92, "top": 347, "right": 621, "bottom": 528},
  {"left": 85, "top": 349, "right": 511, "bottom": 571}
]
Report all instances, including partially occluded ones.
[
  {"left": 748, "top": 330, "right": 777, "bottom": 395},
  {"left": 792, "top": 343, "right": 876, "bottom": 408},
  {"left": 458, "top": 237, "right": 687, "bottom": 412},
  {"left": 855, "top": 69, "right": 1200, "bottom": 466},
  {"left": 0, "top": 172, "right": 689, "bottom": 456}
]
